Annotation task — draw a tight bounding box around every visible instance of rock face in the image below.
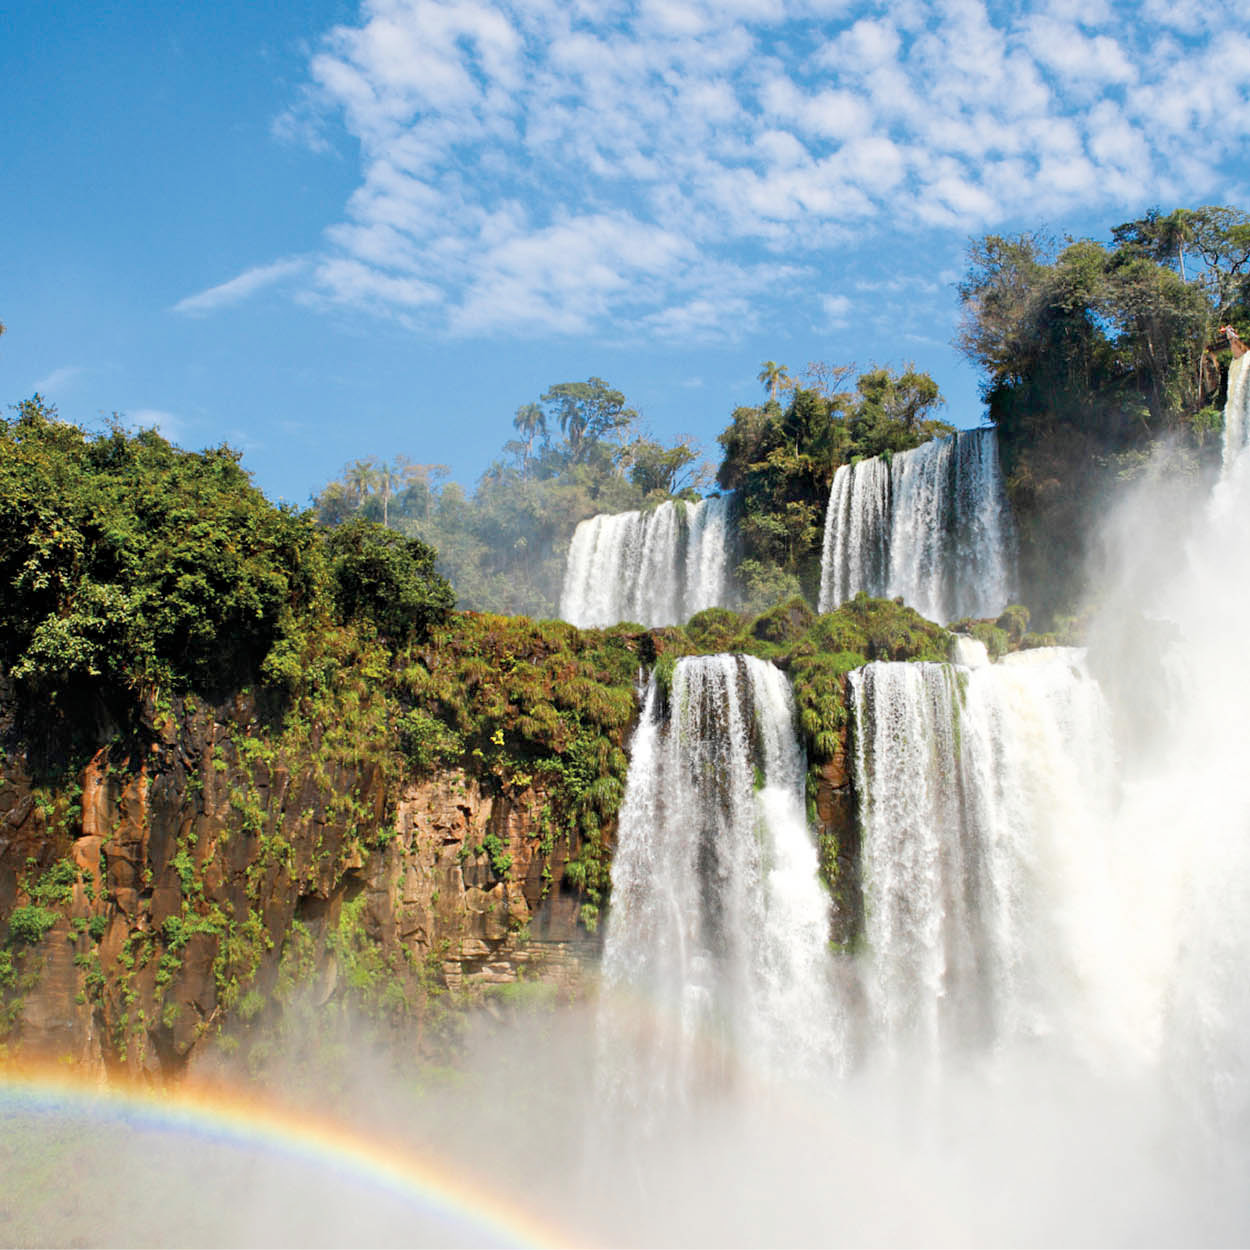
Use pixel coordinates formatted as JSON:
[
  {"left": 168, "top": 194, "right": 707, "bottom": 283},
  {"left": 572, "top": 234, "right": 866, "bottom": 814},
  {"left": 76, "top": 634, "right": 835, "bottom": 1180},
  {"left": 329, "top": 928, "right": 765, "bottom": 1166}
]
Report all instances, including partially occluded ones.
[
  {"left": 0, "top": 692, "right": 602, "bottom": 1074},
  {"left": 811, "top": 723, "right": 860, "bottom": 947}
]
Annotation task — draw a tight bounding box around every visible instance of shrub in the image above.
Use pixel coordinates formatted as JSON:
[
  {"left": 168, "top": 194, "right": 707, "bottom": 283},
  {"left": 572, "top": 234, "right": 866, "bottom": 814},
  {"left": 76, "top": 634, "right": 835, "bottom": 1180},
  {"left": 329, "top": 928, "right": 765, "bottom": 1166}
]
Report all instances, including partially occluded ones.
[
  {"left": 996, "top": 604, "right": 1031, "bottom": 644},
  {"left": 326, "top": 517, "right": 455, "bottom": 643},
  {"left": 7, "top": 905, "right": 59, "bottom": 945}
]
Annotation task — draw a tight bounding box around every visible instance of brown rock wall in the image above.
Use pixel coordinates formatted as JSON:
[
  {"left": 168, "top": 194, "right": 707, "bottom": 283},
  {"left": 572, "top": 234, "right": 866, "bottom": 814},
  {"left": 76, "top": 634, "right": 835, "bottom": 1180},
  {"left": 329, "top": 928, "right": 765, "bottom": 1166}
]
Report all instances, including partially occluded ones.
[{"left": 0, "top": 695, "right": 602, "bottom": 1074}]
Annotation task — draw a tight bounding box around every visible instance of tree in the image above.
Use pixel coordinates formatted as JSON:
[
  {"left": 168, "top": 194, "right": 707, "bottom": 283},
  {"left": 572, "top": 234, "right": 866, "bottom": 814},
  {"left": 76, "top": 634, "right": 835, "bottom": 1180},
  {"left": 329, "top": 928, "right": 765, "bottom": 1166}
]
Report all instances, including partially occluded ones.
[
  {"left": 540, "top": 378, "right": 638, "bottom": 464},
  {"left": 344, "top": 458, "right": 379, "bottom": 507},
  {"left": 325, "top": 517, "right": 454, "bottom": 643},
  {"left": 956, "top": 207, "right": 1249, "bottom": 624},
  {"left": 512, "top": 403, "right": 546, "bottom": 475},
  {"left": 399, "top": 462, "right": 450, "bottom": 521},
  {"left": 956, "top": 232, "right": 1053, "bottom": 386},
  {"left": 623, "top": 436, "right": 706, "bottom": 497},
  {"left": 757, "top": 361, "right": 791, "bottom": 404},
  {"left": 1113, "top": 208, "right": 1195, "bottom": 279},
  {"left": 800, "top": 360, "right": 855, "bottom": 401},
  {"left": 1113, "top": 206, "right": 1250, "bottom": 319},
  {"left": 377, "top": 460, "right": 402, "bottom": 528},
  {"left": 315, "top": 480, "right": 356, "bottom": 526},
  {"left": 0, "top": 399, "right": 324, "bottom": 706},
  {"left": 850, "top": 366, "right": 945, "bottom": 451}
]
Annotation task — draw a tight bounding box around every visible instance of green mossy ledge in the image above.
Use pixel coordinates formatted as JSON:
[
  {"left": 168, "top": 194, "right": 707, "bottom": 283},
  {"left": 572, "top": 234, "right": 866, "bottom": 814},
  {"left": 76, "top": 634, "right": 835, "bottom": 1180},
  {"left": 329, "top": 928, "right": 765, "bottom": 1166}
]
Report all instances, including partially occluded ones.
[{"left": 0, "top": 594, "right": 948, "bottom": 1073}]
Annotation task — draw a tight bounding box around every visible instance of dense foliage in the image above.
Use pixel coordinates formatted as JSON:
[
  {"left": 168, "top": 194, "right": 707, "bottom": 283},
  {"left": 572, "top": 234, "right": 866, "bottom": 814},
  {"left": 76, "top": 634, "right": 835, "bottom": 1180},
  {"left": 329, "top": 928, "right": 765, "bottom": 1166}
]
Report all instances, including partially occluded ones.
[
  {"left": 717, "top": 364, "right": 952, "bottom": 611},
  {"left": 0, "top": 401, "right": 317, "bottom": 708},
  {"left": 325, "top": 517, "right": 455, "bottom": 644},
  {"left": 0, "top": 401, "right": 452, "bottom": 725},
  {"left": 958, "top": 205, "right": 1250, "bottom": 619}
]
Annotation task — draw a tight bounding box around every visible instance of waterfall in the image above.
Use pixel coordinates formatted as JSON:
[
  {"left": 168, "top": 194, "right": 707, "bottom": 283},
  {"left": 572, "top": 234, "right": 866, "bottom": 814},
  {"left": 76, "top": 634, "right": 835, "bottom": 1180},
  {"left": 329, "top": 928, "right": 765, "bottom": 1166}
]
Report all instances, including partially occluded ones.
[
  {"left": 820, "top": 456, "right": 891, "bottom": 612},
  {"left": 578, "top": 465, "right": 1250, "bottom": 1240},
  {"left": 597, "top": 655, "right": 839, "bottom": 1122},
  {"left": 560, "top": 496, "right": 729, "bottom": 628},
  {"left": 849, "top": 650, "right": 1116, "bottom": 1068},
  {"left": 1223, "top": 352, "right": 1250, "bottom": 468},
  {"left": 818, "top": 427, "right": 1013, "bottom": 623},
  {"left": 580, "top": 400, "right": 1250, "bottom": 1244}
]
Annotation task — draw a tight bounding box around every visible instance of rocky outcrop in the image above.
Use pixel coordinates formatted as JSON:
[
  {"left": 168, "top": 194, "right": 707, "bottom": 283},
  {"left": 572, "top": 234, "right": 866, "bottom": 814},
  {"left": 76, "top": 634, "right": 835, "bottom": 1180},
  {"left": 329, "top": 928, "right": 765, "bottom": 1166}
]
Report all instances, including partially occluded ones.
[
  {"left": 811, "top": 706, "right": 860, "bottom": 947},
  {"left": 0, "top": 692, "right": 602, "bottom": 1074}
]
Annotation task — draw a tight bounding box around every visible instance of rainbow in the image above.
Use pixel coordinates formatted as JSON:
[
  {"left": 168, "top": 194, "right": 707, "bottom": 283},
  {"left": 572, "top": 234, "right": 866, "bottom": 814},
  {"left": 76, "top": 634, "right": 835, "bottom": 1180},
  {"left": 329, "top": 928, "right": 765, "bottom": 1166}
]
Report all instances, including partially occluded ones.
[{"left": 0, "top": 1064, "right": 579, "bottom": 1248}]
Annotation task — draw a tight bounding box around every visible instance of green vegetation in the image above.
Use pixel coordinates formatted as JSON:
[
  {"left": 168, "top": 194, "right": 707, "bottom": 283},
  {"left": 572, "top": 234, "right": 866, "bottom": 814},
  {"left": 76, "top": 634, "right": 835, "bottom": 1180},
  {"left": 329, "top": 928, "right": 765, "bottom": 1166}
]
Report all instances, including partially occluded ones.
[
  {"left": 0, "top": 399, "right": 452, "bottom": 743},
  {"left": 324, "top": 516, "right": 455, "bottom": 644},
  {"left": 6, "top": 905, "right": 59, "bottom": 946},
  {"left": 0, "top": 401, "right": 323, "bottom": 712},
  {"left": 395, "top": 612, "right": 642, "bottom": 927},
  {"left": 958, "top": 204, "right": 1250, "bottom": 621},
  {"left": 718, "top": 363, "right": 951, "bottom": 611}
]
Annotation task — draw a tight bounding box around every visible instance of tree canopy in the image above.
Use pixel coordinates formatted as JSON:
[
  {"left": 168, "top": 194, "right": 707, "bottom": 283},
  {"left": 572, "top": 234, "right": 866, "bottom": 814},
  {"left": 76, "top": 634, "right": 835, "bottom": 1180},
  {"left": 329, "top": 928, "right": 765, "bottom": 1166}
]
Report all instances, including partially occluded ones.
[
  {"left": 0, "top": 399, "right": 452, "bottom": 724},
  {"left": 957, "top": 204, "right": 1250, "bottom": 619}
]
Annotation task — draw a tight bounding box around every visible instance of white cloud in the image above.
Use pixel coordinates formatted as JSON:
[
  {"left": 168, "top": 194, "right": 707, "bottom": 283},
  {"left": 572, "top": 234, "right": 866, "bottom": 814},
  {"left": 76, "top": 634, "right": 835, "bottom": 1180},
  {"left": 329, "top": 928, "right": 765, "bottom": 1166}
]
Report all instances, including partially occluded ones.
[
  {"left": 642, "top": 296, "right": 753, "bottom": 341},
  {"left": 31, "top": 365, "right": 84, "bottom": 394},
  {"left": 818, "top": 17, "right": 901, "bottom": 70},
  {"left": 819, "top": 292, "right": 852, "bottom": 328},
  {"left": 129, "top": 408, "right": 190, "bottom": 445},
  {"left": 1021, "top": 17, "right": 1136, "bottom": 86},
  {"left": 173, "top": 258, "right": 308, "bottom": 315},
  {"left": 449, "top": 212, "right": 691, "bottom": 335},
  {"left": 237, "top": 0, "right": 1250, "bottom": 339},
  {"left": 312, "top": 258, "right": 442, "bottom": 310}
]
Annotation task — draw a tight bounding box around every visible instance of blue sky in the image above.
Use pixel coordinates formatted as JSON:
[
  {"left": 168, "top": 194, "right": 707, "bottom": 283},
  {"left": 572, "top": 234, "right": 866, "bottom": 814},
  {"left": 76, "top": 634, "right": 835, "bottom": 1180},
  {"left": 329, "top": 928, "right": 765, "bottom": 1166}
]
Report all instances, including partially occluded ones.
[{"left": 4, "top": 0, "right": 1248, "bottom": 505}]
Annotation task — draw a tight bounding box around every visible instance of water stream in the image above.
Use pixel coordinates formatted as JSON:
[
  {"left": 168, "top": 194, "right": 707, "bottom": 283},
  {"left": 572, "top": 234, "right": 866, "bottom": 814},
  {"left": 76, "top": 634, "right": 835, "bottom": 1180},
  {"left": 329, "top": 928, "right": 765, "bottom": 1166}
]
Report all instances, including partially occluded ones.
[
  {"left": 560, "top": 496, "right": 730, "bottom": 628},
  {"left": 818, "top": 427, "right": 1014, "bottom": 623}
]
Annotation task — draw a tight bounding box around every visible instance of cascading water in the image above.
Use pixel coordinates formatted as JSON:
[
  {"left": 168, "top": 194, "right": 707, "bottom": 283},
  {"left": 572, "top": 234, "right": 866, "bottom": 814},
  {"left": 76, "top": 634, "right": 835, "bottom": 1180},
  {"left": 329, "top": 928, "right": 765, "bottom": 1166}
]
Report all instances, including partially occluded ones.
[
  {"left": 849, "top": 649, "right": 1117, "bottom": 1069},
  {"left": 818, "top": 426, "right": 1013, "bottom": 623},
  {"left": 1223, "top": 352, "right": 1250, "bottom": 467},
  {"left": 596, "top": 655, "right": 840, "bottom": 1124},
  {"left": 560, "top": 495, "right": 729, "bottom": 628}
]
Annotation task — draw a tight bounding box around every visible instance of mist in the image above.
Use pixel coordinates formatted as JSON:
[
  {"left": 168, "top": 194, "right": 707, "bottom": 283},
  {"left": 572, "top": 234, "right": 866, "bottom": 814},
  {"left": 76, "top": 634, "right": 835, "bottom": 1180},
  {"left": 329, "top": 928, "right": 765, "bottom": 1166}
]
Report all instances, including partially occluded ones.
[{"left": 4, "top": 997, "right": 1247, "bottom": 1248}]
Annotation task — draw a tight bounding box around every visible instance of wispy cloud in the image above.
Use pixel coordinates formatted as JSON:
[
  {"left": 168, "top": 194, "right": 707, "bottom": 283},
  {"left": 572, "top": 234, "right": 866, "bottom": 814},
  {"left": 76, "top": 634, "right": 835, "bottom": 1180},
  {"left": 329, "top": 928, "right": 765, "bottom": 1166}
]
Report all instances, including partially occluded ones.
[
  {"left": 246, "top": 0, "right": 1250, "bottom": 340},
  {"left": 173, "top": 258, "right": 308, "bottom": 316},
  {"left": 129, "top": 408, "right": 190, "bottom": 445},
  {"left": 819, "top": 293, "right": 852, "bottom": 330},
  {"left": 31, "top": 365, "right": 85, "bottom": 394}
]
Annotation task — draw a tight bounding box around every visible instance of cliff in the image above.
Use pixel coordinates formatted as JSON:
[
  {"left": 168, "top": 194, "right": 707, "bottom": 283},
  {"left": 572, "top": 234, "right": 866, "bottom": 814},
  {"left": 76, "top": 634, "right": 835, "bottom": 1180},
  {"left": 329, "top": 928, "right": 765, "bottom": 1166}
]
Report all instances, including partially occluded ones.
[{"left": 0, "top": 686, "right": 605, "bottom": 1075}]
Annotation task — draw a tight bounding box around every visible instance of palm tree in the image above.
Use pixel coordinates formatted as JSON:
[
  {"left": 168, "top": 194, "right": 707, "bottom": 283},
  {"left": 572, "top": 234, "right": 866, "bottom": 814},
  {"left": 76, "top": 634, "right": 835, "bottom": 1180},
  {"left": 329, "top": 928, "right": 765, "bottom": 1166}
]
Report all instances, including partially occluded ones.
[
  {"left": 345, "top": 458, "right": 379, "bottom": 509},
  {"left": 560, "top": 407, "right": 588, "bottom": 460},
  {"left": 757, "top": 360, "right": 791, "bottom": 404},
  {"left": 376, "top": 460, "right": 405, "bottom": 528},
  {"left": 512, "top": 402, "right": 546, "bottom": 473}
]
